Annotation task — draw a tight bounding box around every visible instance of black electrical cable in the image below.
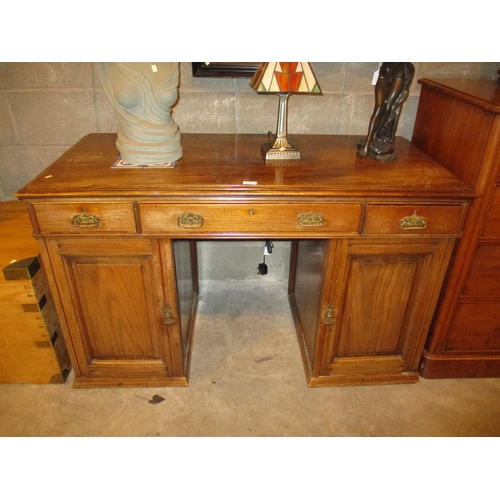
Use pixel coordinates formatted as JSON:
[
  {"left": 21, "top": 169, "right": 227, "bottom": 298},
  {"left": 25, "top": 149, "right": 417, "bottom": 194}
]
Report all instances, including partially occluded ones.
[
  {"left": 257, "top": 241, "right": 274, "bottom": 275},
  {"left": 265, "top": 240, "right": 274, "bottom": 254}
]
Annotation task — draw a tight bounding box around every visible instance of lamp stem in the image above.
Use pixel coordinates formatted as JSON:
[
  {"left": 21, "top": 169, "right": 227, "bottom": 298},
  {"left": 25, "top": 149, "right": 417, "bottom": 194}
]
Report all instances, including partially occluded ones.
[
  {"left": 261, "top": 92, "right": 300, "bottom": 161},
  {"left": 269, "top": 93, "right": 296, "bottom": 151},
  {"left": 276, "top": 93, "right": 290, "bottom": 139}
]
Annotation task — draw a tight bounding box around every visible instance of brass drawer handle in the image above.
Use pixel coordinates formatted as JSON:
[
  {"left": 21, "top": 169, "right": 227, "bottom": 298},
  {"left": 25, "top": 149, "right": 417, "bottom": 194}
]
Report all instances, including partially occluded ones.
[
  {"left": 298, "top": 212, "right": 325, "bottom": 227},
  {"left": 400, "top": 210, "right": 428, "bottom": 230},
  {"left": 72, "top": 208, "right": 100, "bottom": 228},
  {"left": 178, "top": 213, "right": 204, "bottom": 228}
]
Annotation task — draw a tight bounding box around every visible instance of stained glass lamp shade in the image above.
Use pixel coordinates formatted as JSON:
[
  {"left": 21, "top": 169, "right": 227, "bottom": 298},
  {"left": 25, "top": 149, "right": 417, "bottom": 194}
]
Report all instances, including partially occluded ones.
[{"left": 250, "top": 62, "right": 321, "bottom": 161}]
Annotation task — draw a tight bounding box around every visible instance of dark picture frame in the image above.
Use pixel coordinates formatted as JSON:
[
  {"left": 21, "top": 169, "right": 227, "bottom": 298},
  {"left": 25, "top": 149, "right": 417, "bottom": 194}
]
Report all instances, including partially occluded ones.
[{"left": 192, "top": 62, "right": 260, "bottom": 78}]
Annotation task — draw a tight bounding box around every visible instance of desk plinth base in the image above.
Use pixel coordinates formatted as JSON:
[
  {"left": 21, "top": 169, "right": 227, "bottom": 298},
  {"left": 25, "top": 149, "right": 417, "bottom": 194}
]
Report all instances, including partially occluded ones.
[
  {"left": 420, "top": 350, "right": 500, "bottom": 379},
  {"left": 305, "top": 373, "right": 419, "bottom": 388},
  {"left": 72, "top": 376, "right": 189, "bottom": 388}
]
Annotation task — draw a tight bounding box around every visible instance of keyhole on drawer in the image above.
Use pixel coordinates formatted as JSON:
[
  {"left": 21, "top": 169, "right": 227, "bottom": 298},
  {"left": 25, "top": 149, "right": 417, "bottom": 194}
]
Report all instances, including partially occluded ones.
[{"left": 249, "top": 209, "right": 254, "bottom": 215}]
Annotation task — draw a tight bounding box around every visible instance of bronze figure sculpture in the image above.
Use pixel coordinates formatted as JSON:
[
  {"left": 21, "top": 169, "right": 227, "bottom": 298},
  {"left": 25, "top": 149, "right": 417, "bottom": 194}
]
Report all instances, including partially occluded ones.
[
  {"left": 97, "top": 62, "right": 183, "bottom": 165},
  {"left": 357, "top": 62, "right": 415, "bottom": 161}
]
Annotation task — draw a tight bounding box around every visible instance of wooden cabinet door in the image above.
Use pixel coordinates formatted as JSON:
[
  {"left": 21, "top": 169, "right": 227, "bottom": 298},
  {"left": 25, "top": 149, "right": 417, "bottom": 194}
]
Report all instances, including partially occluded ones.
[
  {"left": 44, "top": 238, "right": 186, "bottom": 387},
  {"left": 316, "top": 238, "right": 456, "bottom": 385}
]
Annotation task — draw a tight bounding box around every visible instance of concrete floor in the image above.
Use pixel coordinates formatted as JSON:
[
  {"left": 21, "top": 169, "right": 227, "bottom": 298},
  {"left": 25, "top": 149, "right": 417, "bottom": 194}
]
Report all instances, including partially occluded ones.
[{"left": 1, "top": 282, "right": 500, "bottom": 437}]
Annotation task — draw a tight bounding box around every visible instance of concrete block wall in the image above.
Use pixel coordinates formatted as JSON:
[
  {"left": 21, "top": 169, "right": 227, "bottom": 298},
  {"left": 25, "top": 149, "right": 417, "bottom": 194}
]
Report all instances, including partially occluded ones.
[{"left": 1, "top": 62, "right": 498, "bottom": 283}]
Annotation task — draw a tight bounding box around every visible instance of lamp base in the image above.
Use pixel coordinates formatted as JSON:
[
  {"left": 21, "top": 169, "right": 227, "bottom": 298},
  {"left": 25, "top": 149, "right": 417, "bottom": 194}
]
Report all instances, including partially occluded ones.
[{"left": 261, "top": 135, "right": 301, "bottom": 162}]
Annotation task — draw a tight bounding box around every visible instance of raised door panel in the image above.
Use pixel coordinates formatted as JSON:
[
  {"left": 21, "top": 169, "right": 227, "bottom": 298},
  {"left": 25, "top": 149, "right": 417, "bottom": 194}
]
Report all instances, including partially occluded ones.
[
  {"left": 46, "top": 238, "right": 185, "bottom": 385},
  {"left": 336, "top": 254, "right": 418, "bottom": 357},
  {"left": 68, "top": 255, "right": 159, "bottom": 359},
  {"left": 320, "top": 238, "right": 456, "bottom": 385}
]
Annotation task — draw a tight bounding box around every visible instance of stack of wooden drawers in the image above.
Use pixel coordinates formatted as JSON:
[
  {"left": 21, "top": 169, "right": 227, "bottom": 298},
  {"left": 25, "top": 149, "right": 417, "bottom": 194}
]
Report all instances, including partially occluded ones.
[
  {"left": 413, "top": 78, "right": 500, "bottom": 378},
  {"left": 0, "top": 201, "right": 70, "bottom": 383}
]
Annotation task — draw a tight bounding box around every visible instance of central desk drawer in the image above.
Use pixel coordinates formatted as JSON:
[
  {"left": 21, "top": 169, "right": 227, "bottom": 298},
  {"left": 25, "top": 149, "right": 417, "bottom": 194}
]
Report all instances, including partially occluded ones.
[{"left": 139, "top": 203, "right": 362, "bottom": 235}]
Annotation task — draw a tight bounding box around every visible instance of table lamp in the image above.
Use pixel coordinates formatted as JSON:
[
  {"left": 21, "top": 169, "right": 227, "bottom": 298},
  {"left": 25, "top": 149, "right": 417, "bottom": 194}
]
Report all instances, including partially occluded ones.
[{"left": 250, "top": 62, "right": 321, "bottom": 161}]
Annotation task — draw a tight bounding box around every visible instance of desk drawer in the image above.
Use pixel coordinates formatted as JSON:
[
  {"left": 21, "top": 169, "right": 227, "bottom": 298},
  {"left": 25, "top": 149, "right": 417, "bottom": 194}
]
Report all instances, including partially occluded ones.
[
  {"left": 481, "top": 185, "right": 500, "bottom": 238},
  {"left": 139, "top": 203, "right": 362, "bottom": 236},
  {"left": 463, "top": 245, "right": 500, "bottom": 296},
  {"left": 445, "top": 301, "right": 500, "bottom": 352},
  {"left": 33, "top": 203, "right": 137, "bottom": 234},
  {"left": 363, "top": 204, "right": 465, "bottom": 236}
]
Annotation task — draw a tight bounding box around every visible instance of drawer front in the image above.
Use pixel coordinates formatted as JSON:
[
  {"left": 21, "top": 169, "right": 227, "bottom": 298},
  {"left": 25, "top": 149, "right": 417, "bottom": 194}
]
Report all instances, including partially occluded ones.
[
  {"left": 463, "top": 245, "right": 500, "bottom": 296},
  {"left": 482, "top": 185, "right": 500, "bottom": 238},
  {"left": 34, "top": 203, "right": 137, "bottom": 234},
  {"left": 445, "top": 301, "right": 500, "bottom": 352},
  {"left": 139, "top": 203, "right": 362, "bottom": 236},
  {"left": 363, "top": 204, "right": 465, "bottom": 236}
]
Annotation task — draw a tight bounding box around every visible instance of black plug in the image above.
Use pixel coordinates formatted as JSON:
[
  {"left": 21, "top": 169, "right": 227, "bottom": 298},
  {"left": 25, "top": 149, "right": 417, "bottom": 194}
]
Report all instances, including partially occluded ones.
[{"left": 257, "top": 262, "right": 268, "bottom": 275}]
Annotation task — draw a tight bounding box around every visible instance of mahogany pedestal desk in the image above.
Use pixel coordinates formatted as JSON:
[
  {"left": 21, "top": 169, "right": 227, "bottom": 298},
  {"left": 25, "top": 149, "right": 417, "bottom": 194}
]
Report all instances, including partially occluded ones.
[
  {"left": 413, "top": 78, "right": 500, "bottom": 378},
  {"left": 16, "top": 133, "right": 473, "bottom": 387}
]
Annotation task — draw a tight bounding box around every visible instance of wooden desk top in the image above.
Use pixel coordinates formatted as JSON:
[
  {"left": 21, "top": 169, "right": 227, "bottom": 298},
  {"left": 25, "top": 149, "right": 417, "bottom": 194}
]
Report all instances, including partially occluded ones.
[{"left": 16, "top": 133, "right": 474, "bottom": 200}]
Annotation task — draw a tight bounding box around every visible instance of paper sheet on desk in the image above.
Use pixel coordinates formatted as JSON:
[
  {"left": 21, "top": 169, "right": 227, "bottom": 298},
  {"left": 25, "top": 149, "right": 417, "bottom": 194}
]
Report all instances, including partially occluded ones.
[{"left": 111, "top": 157, "right": 176, "bottom": 169}]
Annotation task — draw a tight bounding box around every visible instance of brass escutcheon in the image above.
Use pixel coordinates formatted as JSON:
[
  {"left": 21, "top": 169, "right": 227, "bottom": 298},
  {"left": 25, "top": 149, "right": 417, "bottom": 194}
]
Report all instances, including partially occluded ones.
[
  {"left": 323, "top": 304, "right": 334, "bottom": 325},
  {"left": 163, "top": 304, "right": 174, "bottom": 325},
  {"left": 72, "top": 208, "right": 100, "bottom": 228},
  {"left": 298, "top": 212, "right": 325, "bottom": 227},
  {"left": 400, "top": 210, "right": 428, "bottom": 230},
  {"left": 178, "top": 213, "right": 204, "bottom": 228}
]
